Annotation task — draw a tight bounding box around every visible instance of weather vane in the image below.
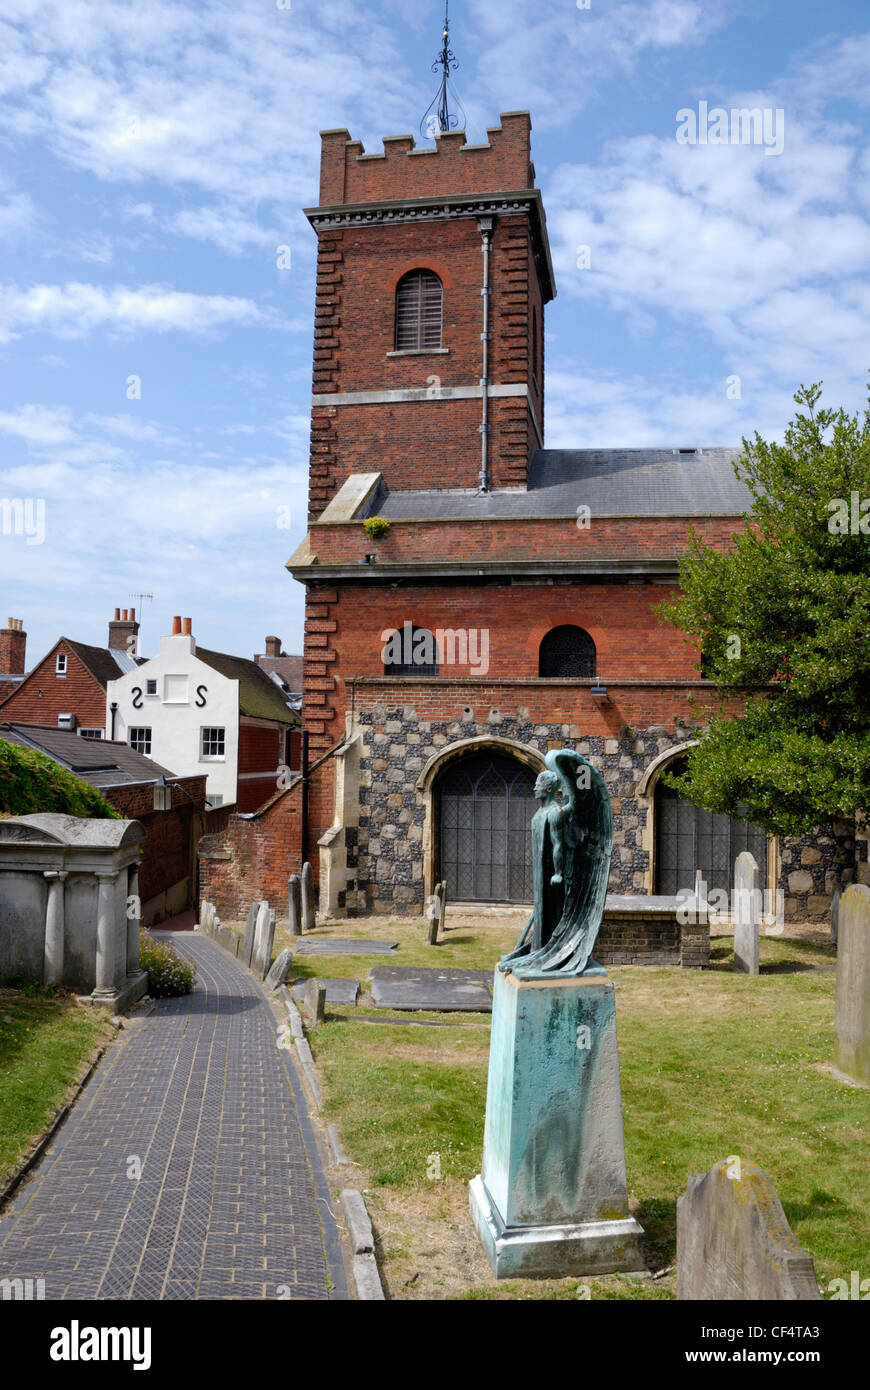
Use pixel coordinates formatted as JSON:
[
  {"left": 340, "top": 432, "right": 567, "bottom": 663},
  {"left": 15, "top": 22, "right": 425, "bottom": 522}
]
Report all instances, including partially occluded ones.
[{"left": 420, "top": 1, "right": 467, "bottom": 140}]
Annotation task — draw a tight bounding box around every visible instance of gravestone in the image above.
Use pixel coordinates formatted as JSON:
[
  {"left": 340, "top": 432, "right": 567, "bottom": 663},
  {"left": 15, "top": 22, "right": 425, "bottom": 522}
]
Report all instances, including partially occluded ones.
[
  {"left": 733, "top": 851, "right": 760, "bottom": 975},
  {"left": 296, "top": 938, "right": 398, "bottom": 956},
  {"left": 303, "top": 978, "right": 326, "bottom": 1025},
  {"left": 677, "top": 1158, "right": 820, "bottom": 1300},
  {"left": 292, "top": 978, "right": 360, "bottom": 1007},
  {"left": 372, "top": 966, "right": 492, "bottom": 1013},
  {"left": 426, "top": 884, "right": 443, "bottom": 945},
  {"left": 251, "top": 902, "right": 275, "bottom": 981},
  {"left": 243, "top": 901, "right": 260, "bottom": 967},
  {"left": 835, "top": 883, "right": 870, "bottom": 1086},
  {"left": 288, "top": 875, "right": 302, "bottom": 937},
  {"left": 264, "top": 948, "right": 294, "bottom": 993},
  {"left": 301, "top": 862, "right": 315, "bottom": 932},
  {"left": 831, "top": 882, "right": 841, "bottom": 946},
  {"left": 199, "top": 901, "right": 214, "bottom": 933}
]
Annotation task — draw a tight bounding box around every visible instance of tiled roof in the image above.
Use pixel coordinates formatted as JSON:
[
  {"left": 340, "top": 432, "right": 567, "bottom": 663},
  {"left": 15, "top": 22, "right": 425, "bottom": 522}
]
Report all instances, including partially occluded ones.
[
  {"left": 0, "top": 723, "right": 177, "bottom": 788},
  {"left": 375, "top": 447, "right": 754, "bottom": 520},
  {"left": 196, "top": 648, "right": 299, "bottom": 724}
]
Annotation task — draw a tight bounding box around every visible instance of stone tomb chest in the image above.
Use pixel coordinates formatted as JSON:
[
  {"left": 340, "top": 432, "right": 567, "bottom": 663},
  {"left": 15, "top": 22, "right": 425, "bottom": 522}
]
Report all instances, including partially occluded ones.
[{"left": 0, "top": 814, "right": 148, "bottom": 1011}]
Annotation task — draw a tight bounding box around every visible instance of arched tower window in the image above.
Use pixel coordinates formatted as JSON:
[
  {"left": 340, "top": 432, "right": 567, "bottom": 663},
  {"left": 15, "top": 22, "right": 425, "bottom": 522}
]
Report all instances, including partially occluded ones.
[
  {"left": 395, "top": 270, "right": 443, "bottom": 351},
  {"left": 538, "top": 626, "right": 596, "bottom": 678}
]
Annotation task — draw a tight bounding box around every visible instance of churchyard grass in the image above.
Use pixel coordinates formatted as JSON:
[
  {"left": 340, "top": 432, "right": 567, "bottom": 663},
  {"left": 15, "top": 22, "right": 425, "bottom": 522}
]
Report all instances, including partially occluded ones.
[
  {"left": 0, "top": 990, "right": 114, "bottom": 1187},
  {"left": 283, "top": 912, "right": 868, "bottom": 1300}
]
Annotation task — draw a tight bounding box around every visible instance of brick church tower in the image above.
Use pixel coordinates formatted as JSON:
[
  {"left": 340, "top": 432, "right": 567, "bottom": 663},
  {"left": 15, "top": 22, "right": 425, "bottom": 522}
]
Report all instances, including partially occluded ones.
[{"left": 200, "top": 110, "right": 848, "bottom": 929}]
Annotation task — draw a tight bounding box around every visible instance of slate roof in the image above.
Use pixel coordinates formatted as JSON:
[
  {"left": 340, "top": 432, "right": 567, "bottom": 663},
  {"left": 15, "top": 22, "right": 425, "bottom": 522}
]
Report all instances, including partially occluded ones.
[
  {"left": 65, "top": 640, "right": 133, "bottom": 687},
  {"left": 375, "top": 447, "right": 754, "bottom": 520},
  {"left": 0, "top": 723, "right": 178, "bottom": 788},
  {"left": 256, "top": 653, "right": 304, "bottom": 692},
  {"left": 196, "top": 648, "right": 299, "bottom": 725}
]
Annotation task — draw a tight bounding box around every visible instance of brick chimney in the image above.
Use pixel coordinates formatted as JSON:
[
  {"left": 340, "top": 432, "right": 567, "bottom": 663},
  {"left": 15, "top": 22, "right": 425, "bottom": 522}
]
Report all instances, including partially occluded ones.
[
  {"left": 0, "top": 617, "right": 26, "bottom": 674},
  {"left": 108, "top": 606, "right": 140, "bottom": 655},
  {"left": 265, "top": 635, "right": 282, "bottom": 658}
]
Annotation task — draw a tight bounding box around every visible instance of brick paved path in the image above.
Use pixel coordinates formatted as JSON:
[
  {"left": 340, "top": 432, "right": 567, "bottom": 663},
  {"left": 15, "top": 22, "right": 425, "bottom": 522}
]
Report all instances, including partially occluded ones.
[{"left": 0, "top": 933, "right": 348, "bottom": 1300}]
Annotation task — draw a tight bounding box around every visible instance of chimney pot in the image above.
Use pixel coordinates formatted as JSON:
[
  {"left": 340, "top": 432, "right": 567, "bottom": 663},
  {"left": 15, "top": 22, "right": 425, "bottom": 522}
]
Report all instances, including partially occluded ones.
[
  {"left": 0, "top": 618, "right": 27, "bottom": 675},
  {"left": 172, "top": 616, "right": 182, "bottom": 635},
  {"left": 182, "top": 617, "right": 192, "bottom": 636},
  {"left": 130, "top": 607, "right": 135, "bottom": 622},
  {"left": 114, "top": 607, "right": 121, "bottom": 621}
]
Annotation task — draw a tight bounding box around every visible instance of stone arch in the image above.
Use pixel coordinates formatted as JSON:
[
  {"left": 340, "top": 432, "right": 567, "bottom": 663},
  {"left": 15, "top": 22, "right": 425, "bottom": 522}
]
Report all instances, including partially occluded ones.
[
  {"left": 417, "top": 736, "right": 545, "bottom": 903},
  {"left": 637, "top": 739, "right": 778, "bottom": 897}
]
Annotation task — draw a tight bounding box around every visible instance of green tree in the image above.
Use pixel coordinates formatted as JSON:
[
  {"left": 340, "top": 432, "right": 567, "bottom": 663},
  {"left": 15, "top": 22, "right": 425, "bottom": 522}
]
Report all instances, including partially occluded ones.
[
  {"left": 0, "top": 740, "right": 119, "bottom": 818},
  {"left": 658, "top": 383, "right": 870, "bottom": 856}
]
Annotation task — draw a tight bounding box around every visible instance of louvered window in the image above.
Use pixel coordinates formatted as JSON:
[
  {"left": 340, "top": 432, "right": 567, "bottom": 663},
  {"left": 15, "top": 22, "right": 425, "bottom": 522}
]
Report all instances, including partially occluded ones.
[{"left": 395, "top": 270, "right": 443, "bottom": 351}]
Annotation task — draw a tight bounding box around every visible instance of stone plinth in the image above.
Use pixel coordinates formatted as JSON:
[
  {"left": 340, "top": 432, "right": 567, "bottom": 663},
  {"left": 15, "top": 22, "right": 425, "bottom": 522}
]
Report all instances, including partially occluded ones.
[
  {"left": 734, "top": 851, "right": 760, "bottom": 975},
  {"left": 470, "top": 968, "right": 644, "bottom": 1279},
  {"left": 835, "top": 883, "right": 870, "bottom": 1087}
]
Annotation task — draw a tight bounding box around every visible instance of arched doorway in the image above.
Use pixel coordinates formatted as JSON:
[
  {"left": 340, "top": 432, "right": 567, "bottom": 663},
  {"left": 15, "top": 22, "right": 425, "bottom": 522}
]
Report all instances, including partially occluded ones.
[
  {"left": 437, "top": 751, "right": 537, "bottom": 902},
  {"left": 654, "top": 758, "right": 768, "bottom": 895}
]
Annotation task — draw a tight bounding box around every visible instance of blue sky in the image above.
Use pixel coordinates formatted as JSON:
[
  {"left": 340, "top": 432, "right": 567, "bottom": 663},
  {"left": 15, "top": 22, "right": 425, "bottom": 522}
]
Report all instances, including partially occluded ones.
[{"left": 1, "top": 0, "right": 869, "bottom": 665}]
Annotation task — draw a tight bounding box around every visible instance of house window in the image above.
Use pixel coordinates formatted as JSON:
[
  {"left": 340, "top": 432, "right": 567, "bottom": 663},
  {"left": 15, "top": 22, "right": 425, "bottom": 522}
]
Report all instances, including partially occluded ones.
[
  {"left": 129, "top": 727, "right": 152, "bottom": 755},
  {"left": 206, "top": 794, "right": 224, "bottom": 808},
  {"left": 201, "top": 727, "right": 226, "bottom": 759},
  {"left": 55, "top": 653, "right": 67, "bottom": 676},
  {"left": 78, "top": 729, "right": 104, "bottom": 740},
  {"left": 539, "top": 626, "right": 596, "bottom": 678},
  {"left": 146, "top": 679, "right": 158, "bottom": 697},
  {"left": 395, "top": 270, "right": 443, "bottom": 351}
]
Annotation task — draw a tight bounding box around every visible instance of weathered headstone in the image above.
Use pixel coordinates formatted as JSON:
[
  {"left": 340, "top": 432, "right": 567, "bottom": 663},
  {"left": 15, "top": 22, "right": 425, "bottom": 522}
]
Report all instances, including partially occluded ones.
[
  {"left": 288, "top": 875, "right": 302, "bottom": 937},
  {"left": 264, "top": 947, "right": 294, "bottom": 993},
  {"left": 426, "top": 885, "right": 442, "bottom": 945},
  {"left": 243, "top": 901, "right": 259, "bottom": 967},
  {"left": 372, "top": 966, "right": 492, "bottom": 1013},
  {"left": 831, "top": 881, "right": 842, "bottom": 946},
  {"left": 199, "top": 900, "right": 214, "bottom": 933},
  {"left": 296, "top": 938, "right": 398, "bottom": 956},
  {"left": 677, "top": 1158, "right": 820, "bottom": 1300},
  {"left": 303, "top": 978, "right": 326, "bottom": 1025},
  {"left": 291, "top": 977, "right": 360, "bottom": 1006},
  {"left": 733, "top": 851, "right": 760, "bottom": 975},
  {"left": 835, "top": 883, "right": 870, "bottom": 1086},
  {"left": 437, "top": 880, "right": 447, "bottom": 934},
  {"left": 251, "top": 902, "right": 275, "bottom": 981},
  {"left": 301, "top": 861, "right": 315, "bottom": 932}
]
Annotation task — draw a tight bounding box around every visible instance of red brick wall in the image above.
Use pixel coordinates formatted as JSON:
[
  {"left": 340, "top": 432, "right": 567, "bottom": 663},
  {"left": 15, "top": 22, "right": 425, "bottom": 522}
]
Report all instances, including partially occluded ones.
[
  {"left": 319, "top": 114, "right": 534, "bottom": 206},
  {"left": 0, "top": 640, "right": 107, "bottom": 729},
  {"left": 309, "top": 211, "right": 545, "bottom": 511},
  {"left": 105, "top": 775, "right": 207, "bottom": 908},
  {"left": 238, "top": 722, "right": 280, "bottom": 775},
  {"left": 198, "top": 778, "right": 307, "bottom": 921}
]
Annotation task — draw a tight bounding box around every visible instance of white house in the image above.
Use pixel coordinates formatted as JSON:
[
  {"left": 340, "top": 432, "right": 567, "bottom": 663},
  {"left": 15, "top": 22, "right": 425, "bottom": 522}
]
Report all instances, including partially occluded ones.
[{"left": 106, "top": 617, "right": 298, "bottom": 812}]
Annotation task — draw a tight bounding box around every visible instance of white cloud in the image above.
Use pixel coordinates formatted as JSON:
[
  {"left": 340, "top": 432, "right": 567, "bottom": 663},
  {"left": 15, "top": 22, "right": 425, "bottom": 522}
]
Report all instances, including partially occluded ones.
[
  {"left": 0, "top": 281, "right": 268, "bottom": 340},
  {"left": 0, "top": 403, "right": 75, "bottom": 446},
  {"left": 0, "top": 189, "right": 35, "bottom": 239},
  {"left": 175, "top": 205, "right": 278, "bottom": 255}
]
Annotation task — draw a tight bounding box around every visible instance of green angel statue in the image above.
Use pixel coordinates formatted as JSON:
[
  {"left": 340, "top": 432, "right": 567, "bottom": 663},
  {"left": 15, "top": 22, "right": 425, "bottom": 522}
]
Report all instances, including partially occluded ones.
[{"left": 499, "top": 747, "right": 612, "bottom": 978}]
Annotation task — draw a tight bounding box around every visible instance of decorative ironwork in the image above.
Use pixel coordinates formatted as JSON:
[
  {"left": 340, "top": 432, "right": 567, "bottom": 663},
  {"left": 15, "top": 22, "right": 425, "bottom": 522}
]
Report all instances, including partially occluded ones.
[
  {"left": 539, "top": 625, "right": 597, "bottom": 678},
  {"left": 655, "top": 760, "right": 768, "bottom": 895},
  {"left": 439, "top": 753, "right": 536, "bottom": 902},
  {"left": 420, "top": 1, "right": 467, "bottom": 140}
]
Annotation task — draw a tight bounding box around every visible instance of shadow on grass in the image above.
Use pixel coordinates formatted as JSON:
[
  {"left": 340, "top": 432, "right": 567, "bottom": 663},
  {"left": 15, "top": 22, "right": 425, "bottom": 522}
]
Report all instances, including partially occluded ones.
[{"left": 634, "top": 1195, "right": 676, "bottom": 1268}]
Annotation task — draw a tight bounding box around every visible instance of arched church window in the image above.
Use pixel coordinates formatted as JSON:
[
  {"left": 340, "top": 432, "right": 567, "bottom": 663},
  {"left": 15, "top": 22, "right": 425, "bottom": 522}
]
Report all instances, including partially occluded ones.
[
  {"left": 395, "top": 270, "right": 443, "bottom": 351},
  {"left": 538, "top": 625, "right": 596, "bottom": 678}
]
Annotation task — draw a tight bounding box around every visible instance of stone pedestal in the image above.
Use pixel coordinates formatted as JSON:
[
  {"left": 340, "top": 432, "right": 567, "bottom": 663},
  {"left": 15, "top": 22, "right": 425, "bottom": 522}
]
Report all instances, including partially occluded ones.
[{"left": 470, "top": 969, "right": 644, "bottom": 1279}]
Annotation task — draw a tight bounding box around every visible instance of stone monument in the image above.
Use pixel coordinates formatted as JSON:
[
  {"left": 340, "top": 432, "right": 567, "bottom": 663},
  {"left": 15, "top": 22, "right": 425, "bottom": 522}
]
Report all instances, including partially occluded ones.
[
  {"left": 288, "top": 875, "right": 302, "bottom": 937},
  {"left": 470, "top": 748, "right": 644, "bottom": 1278},
  {"left": 835, "top": 883, "right": 870, "bottom": 1086},
  {"left": 301, "top": 862, "right": 315, "bottom": 932},
  {"left": 733, "top": 851, "right": 760, "bottom": 975}
]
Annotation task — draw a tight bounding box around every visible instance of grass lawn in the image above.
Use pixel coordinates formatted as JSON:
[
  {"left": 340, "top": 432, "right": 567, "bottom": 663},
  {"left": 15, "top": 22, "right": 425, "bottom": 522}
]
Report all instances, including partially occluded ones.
[
  {"left": 0, "top": 989, "right": 115, "bottom": 1188},
  {"left": 273, "top": 911, "right": 869, "bottom": 1300}
]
